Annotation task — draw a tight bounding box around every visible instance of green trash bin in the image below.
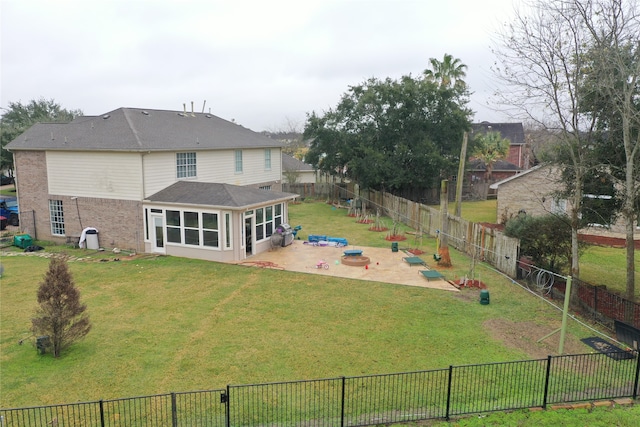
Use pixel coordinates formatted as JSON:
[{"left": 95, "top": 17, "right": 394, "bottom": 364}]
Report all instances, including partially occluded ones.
[
  {"left": 479, "top": 289, "right": 490, "bottom": 305},
  {"left": 14, "top": 234, "right": 33, "bottom": 249},
  {"left": 391, "top": 242, "right": 398, "bottom": 252}
]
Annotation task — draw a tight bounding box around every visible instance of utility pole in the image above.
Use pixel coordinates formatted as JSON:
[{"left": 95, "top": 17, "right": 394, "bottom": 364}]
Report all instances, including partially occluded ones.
[
  {"left": 454, "top": 132, "right": 468, "bottom": 218},
  {"left": 438, "top": 179, "right": 452, "bottom": 267}
]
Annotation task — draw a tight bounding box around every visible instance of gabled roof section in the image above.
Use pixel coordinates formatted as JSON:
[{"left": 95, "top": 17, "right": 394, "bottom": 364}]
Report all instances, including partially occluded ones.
[
  {"left": 146, "top": 181, "right": 298, "bottom": 209},
  {"left": 6, "top": 108, "right": 284, "bottom": 152},
  {"left": 282, "top": 153, "right": 314, "bottom": 172},
  {"left": 472, "top": 122, "right": 525, "bottom": 145},
  {"left": 489, "top": 164, "right": 544, "bottom": 189}
]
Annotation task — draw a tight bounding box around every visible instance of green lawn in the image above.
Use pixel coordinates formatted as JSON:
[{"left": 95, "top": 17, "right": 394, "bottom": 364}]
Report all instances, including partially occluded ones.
[
  {"left": 401, "top": 404, "right": 640, "bottom": 426},
  {"left": 0, "top": 200, "right": 630, "bottom": 411},
  {"left": 446, "top": 199, "right": 633, "bottom": 294}
]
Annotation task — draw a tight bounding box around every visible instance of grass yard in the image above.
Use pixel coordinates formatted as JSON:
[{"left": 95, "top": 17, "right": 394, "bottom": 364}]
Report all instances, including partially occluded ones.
[
  {"left": 399, "top": 404, "right": 640, "bottom": 426},
  {"left": 0, "top": 200, "right": 629, "bottom": 410},
  {"left": 441, "top": 199, "right": 634, "bottom": 295}
]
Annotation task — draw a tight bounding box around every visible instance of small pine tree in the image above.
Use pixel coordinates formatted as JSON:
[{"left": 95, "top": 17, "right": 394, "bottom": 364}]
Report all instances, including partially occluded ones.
[{"left": 31, "top": 257, "right": 91, "bottom": 357}]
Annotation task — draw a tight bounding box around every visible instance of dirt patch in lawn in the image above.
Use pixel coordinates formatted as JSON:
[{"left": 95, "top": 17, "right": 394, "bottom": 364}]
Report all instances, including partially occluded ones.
[{"left": 483, "top": 318, "right": 590, "bottom": 358}]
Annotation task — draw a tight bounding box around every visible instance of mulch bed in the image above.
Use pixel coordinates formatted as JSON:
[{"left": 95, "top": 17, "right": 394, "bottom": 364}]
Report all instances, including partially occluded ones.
[
  {"left": 368, "top": 227, "right": 389, "bottom": 232},
  {"left": 453, "top": 278, "right": 487, "bottom": 289},
  {"left": 385, "top": 235, "right": 407, "bottom": 241},
  {"left": 406, "top": 248, "right": 425, "bottom": 255}
]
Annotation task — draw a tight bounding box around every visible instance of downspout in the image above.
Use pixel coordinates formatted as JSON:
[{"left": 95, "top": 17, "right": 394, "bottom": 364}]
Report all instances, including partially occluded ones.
[{"left": 139, "top": 152, "right": 150, "bottom": 254}]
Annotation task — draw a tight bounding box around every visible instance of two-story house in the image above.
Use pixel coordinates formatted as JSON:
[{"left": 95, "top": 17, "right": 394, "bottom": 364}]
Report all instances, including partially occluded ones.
[{"left": 6, "top": 107, "right": 298, "bottom": 262}]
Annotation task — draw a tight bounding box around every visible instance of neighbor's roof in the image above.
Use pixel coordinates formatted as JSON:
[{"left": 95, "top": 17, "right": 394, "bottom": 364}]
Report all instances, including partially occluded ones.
[
  {"left": 467, "top": 159, "right": 522, "bottom": 172},
  {"left": 6, "top": 107, "right": 284, "bottom": 152},
  {"left": 471, "top": 122, "right": 525, "bottom": 145},
  {"left": 146, "top": 181, "right": 298, "bottom": 209},
  {"left": 282, "top": 153, "right": 314, "bottom": 172}
]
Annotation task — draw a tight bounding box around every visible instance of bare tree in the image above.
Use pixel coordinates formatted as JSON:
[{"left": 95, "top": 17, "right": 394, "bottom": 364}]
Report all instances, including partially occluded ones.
[
  {"left": 31, "top": 257, "right": 91, "bottom": 357},
  {"left": 574, "top": 0, "right": 639, "bottom": 299},
  {"left": 492, "top": 0, "right": 601, "bottom": 291}
]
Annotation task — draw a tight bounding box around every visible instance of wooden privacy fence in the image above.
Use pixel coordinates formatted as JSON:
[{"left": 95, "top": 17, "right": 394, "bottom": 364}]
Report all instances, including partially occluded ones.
[{"left": 362, "top": 189, "right": 519, "bottom": 278}]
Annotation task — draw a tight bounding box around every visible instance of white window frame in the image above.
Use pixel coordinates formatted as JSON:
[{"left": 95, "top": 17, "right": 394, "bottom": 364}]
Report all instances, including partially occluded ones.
[
  {"left": 264, "top": 149, "right": 271, "bottom": 170},
  {"left": 235, "top": 150, "right": 243, "bottom": 173},
  {"left": 551, "top": 198, "right": 568, "bottom": 215},
  {"left": 254, "top": 203, "right": 283, "bottom": 242},
  {"left": 177, "top": 152, "right": 197, "bottom": 179},
  {"left": 164, "top": 209, "right": 221, "bottom": 249},
  {"left": 49, "top": 200, "right": 65, "bottom": 236}
]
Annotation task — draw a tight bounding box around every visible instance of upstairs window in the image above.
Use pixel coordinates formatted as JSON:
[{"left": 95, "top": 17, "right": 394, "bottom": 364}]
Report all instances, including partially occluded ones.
[
  {"left": 235, "top": 150, "right": 243, "bottom": 173},
  {"left": 264, "top": 149, "right": 272, "bottom": 170},
  {"left": 177, "top": 152, "right": 197, "bottom": 178}
]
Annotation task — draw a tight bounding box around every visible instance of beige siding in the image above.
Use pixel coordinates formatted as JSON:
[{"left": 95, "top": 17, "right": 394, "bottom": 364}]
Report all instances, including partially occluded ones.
[
  {"left": 142, "top": 152, "right": 176, "bottom": 197},
  {"left": 496, "top": 166, "right": 566, "bottom": 222},
  {"left": 47, "top": 152, "right": 143, "bottom": 200},
  {"left": 142, "top": 149, "right": 282, "bottom": 197}
]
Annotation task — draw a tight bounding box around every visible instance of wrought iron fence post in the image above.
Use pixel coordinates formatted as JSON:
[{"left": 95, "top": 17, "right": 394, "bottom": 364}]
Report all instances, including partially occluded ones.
[
  {"left": 225, "top": 385, "right": 231, "bottom": 427},
  {"left": 593, "top": 285, "right": 598, "bottom": 322},
  {"left": 542, "top": 355, "right": 552, "bottom": 409},
  {"left": 633, "top": 351, "right": 640, "bottom": 400},
  {"left": 340, "top": 376, "right": 346, "bottom": 427},
  {"left": 171, "top": 392, "right": 177, "bottom": 427},
  {"left": 445, "top": 365, "right": 453, "bottom": 421},
  {"left": 99, "top": 399, "right": 105, "bottom": 427}
]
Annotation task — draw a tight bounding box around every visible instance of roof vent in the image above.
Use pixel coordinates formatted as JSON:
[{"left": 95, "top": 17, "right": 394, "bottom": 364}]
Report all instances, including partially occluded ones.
[
  {"left": 141, "top": 111, "right": 150, "bottom": 115},
  {"left": 102, "top": 114, "right": 110, "bottom": 119}
]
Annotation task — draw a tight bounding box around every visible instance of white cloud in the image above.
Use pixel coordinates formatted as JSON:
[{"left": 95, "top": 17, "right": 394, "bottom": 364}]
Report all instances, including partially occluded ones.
[{"left": 1, "top": 0, "right": 520, "bottom": 131}]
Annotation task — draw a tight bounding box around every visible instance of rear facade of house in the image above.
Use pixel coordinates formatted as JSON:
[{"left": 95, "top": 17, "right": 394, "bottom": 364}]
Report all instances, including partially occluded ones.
[{"left": 6, "top": 108, "right": 298, "bottom": 261}]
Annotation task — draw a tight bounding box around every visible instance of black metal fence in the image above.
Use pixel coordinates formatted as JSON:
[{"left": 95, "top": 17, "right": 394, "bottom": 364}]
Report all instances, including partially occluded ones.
[{"left": 2, "top": 351, "right": 639, "bottom": 426}]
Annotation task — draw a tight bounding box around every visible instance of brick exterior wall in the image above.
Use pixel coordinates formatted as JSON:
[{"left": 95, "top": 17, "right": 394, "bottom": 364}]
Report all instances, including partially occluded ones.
[
  {"left": 496, "top": 166, "right": 563, "bottom": 223},
  {"left": 14, "top": 151, "right": 144, "bottom": 252},
  {"left": 496, "top": 166, "right": 635, "bottom": 234}
]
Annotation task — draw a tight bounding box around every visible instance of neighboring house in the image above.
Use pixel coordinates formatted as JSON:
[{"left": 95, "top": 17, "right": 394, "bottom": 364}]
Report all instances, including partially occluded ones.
[
  {"left": 490, "top": 165, "right": 566, "bottom": 223},
  {"left": 490, "top": 164, "right": 635, "bottom": 235},
  {"left": 281, "top": 153, "right": 316, "bottom": 184},
  {"left": 466, "top": 159, "right": 522, "bottom": 184},
  {"left": 464, "top": 122, "right": 531, "bottom": 200},
  {"left": 6, "top": 107, "right": 298, "bottom": 261},
  {"left": 471, "top": 122, "right": 532, "bottom": 170}
]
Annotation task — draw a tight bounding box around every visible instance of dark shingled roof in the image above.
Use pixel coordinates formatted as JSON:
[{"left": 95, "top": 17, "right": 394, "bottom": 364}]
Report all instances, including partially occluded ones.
[
  {"left": 282, "top": 153, "right": 314, "bottom": 171},
  {"left": 7, "top": 107, "right": 284, "bottom": 152},
  {"left": 146, "top": 181, "right": 297, "bottom": 209},
  {"left": 467, "top": 159, "right": 522, "bottom": 172},
  {"left": 471, "top": 122, "right": 525, "bottom": 145}
]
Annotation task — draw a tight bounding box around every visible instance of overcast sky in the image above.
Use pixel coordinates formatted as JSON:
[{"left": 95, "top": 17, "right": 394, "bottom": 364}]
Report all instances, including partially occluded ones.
[{"left": 1, "top": 0, "right": 519, "bottom": 132}]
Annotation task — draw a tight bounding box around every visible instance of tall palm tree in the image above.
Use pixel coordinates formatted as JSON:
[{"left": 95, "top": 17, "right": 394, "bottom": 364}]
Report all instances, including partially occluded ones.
[
  {"left": 471, "top": 131, "right": 510, "bottom": 180},
  {"left": 423, "top": 53, "right": 467, "bottom": 89}
]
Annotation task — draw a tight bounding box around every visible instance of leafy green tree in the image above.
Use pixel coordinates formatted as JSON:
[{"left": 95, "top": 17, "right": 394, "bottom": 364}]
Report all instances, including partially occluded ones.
[
  {"left": 304, "top": 59, "right": 472, "bottom": 199},
  {"left": 1, "top": 98, "right": 82, "bottom": 171},
  {"left": 505, "top": 213, "right": 582, "bottom": 274},
  {"left": 471, "top": 131, "right": 510, "bottom": 180},
  {"left": 31, "top": 258, "right": 91, "bottom": 358}
]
